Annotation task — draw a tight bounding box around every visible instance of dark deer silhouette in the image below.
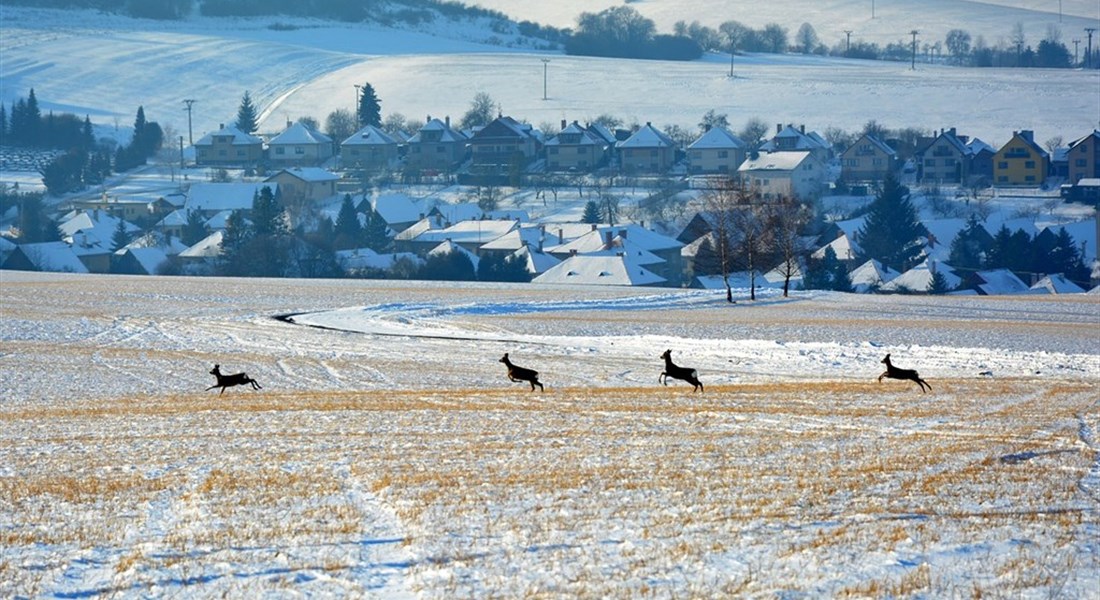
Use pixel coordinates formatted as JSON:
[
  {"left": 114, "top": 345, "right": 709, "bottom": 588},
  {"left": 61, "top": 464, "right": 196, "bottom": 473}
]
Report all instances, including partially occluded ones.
[
  {"left": 206, "top": 364, "right": 262, "bottom": 394},
  {"left": 499, "top": 353, "right": 543, "bottom": 391},
  {"left": 660, "top": 349, "right": 703, "bottom": 392},
  {"left": 878, "top": 354, "right": 931, "bottom": 393}
]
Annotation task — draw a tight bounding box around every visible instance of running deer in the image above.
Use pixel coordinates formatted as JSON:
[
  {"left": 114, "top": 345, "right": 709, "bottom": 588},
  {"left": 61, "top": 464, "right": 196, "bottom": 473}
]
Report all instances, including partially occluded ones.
[
  {"left": 206, "top": 364, "right": 262, "bottom": 394},
  {"left": 878, "top": 353, "right": 931, "bottom": 393},
  {"left": 499, "top": 353, "right": 544, "bottom": 392},
  {"left": 660, "top": 349, "right": 703, "bottom": 392}
]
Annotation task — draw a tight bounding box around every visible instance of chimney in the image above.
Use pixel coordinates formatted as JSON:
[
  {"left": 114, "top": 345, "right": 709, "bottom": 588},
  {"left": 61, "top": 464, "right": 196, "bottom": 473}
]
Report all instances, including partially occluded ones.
[
  {"left": 704, "top": 124, "right": 711, "bottom": 132},
  {"left": 604, "top": 230, "right": 613, "bottom": 249},
  {"left": 777, "top": 123, "right": 783, "bottom": 134},
  {"left": 591, "top": 223, "right": 598, "bottom": 231},
  {"left": 1020, "top": 130, "right": 1034, "bottom": 143},
  {"left": 618, "top": 228, "right": 627, "bottom": 239},
  {"left": 800, "top": 124, "right": 805, "bottom": 134},
  {"left": 286, "top": 118, "right": 292, "bottom": 128},
  {"left": 558, "top": 228, "right": 564, "bottom": 244},
  {"left": 219, "top": 123, "right": 224, "bottom": 130},
  {"left": 445, "top": 116, "right": 451, "bottom": 128},
  {"left": 561, "top": 119, "right": 567, "bottom": 130},
  {"left": 426, "top": 114, "right": 432, "bottom": 124},
  {"left": 570, "top": 249, "right": 578, "bottom": 256},
  {"left": 949, "top": 127, "right": 956, "bottom": 137}
]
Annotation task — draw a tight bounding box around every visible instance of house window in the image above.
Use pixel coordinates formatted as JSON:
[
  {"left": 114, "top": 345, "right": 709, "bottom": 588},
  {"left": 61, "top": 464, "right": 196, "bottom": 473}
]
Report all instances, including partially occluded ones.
[
  {"left": 295, "top": 147, "right": 305, "bottom": 155},
  {"left": 872, "top": 158, "right": 883, "bottom": 166},
  {"left": 236, "top": 150, "right": 246, "bottom": 157},
  {"left": 1077, "top": 159, "right": 1087, "bottom": 167},
  {"left": 998, "top": 175, "right": 1008, "bottom": 182},
  {"left": 549, "top": 147, "right": 559, "bottom": 155},
  {"left": 718, "top": 150, "right": 728, "bottom": 159},
  {"left": 650, "top": 150, "right": 658, "bottom": 157},
  {"left": 577, "top": 147, "right": 587, "bottom": 154},
  {"left": 924, "top": 158, "right": 935, "bottom": 167},
  {"left": 1024, "top": 160, "right": 1035, "bottom": 169},
  {"left": 436, "top": 146, "right": 445, "bottom": 153},
  {"left": 945, "top": 158, "right": 955, "bottom": 167},
  {"left": 997, "top": 161, "right": 1008, "bottom": 169},
  {"left": 692, "top": 151, "right": 702, "bottom": 159},
  {"left": 276, "top": 147, "right": 285, "bottom": 155},
  {"left": 1025, "top": 175, "right": 1036, "bottom": 182},
  {"left": 218, "top": 149, "right": 227, "bottom": 157}
]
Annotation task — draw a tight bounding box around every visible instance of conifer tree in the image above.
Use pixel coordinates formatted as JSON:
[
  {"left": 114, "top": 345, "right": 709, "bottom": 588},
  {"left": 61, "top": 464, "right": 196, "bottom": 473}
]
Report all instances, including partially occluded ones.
[
  {"left": 0, "top": 103, "right": 7, "bottom": 141},
  {"left": 182, "top": 209, "right": 209, "bottom": 246},
  {"left": 856, "top": 173, "right": 926, "bottom": 272},
  {"left": 81, "top": 116, "right": 94, "bottom": 151},
  {"left": 235, "top": 91, "right": 259, "bottom": 133},
  {"left": 357, "top": 83, "right": 382, "bottom": 128},
  {"left": 111, "top": 218, "right": 132, "bottom": 253},
  {"left": 333, "top": 194, "right": 362, "bottom": 250},
  {"left": 581, "top": 200, "right": 601, "bottom": 224},
  {"left": 218, "top": 210, "right": 252, "bottom": 276},
  {"left": 927, "top": 269, "right": 952, "bottom": 294},
  {"left": 362, "top": 206, "right": 391, "bottom": 252},
  {"left": 948, "top": 214, "right": 990, "bottom": 272},
  {"left": 25, "top": 88, "right": 41, "bottom": 145}
]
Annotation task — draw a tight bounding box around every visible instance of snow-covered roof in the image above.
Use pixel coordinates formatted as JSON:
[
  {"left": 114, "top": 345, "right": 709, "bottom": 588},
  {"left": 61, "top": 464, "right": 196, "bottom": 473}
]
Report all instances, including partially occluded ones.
[
  {"left": 407, "top": 118, "right": 466, "bottom": 143},
  {"left": 688, "top": 127, "right": 745, "bottom": 150},
  {"left": 760, "top": 125, "right": 829, "bottom": 152},
  {"left": 547, "top": 224, "right": 682, "bottom": 255},
  {"left": 431, "top": 202, "right": 484, "bottom": 224},
  {"left": 966, "top": 137, "right": 995, "bottom": 155},
  {"left": 266, "top": 167, "right": 339, "bottom": 183},
  {"left": 115, "top": 247, "right": 169, "bottom": 274},
  {"left": 185, "top": 183, "right": 276, "bottom": 214},
  {"left": 533, "top": 254, "right": 665, "bottom": 286},
  {"left": 158, "top": 209, "right": 190, "bottom": 228},
  {"left": 123, "top": 231, "right": 189, "bottom": 256},
  {"left": 8, "top": 241, "right": 88, "bottom": 273},
  {"left": 849, "top": 259, "right": 900, "bottom": 293},
  {"left": 204, "top": 210, "right": 239, "bottom": 231},
  {"left": 479, "top": 225, "right": 543, "bottom": 252},
  {"left": 512, "top": 245, "right": 559, "bottom": 275},
  {"left": 739, "top": 151, "right": 812, "bottom": 173},
  {"left": 972, "top": 269, "right": 1030, "bottom": 295},
  {"left": 59, "top": 210, "right": 140, "bottom": 246},
  {"left": 1041, "top": 219, "right": 1097, "bottom": 262},
  {"left": 880, "top": 259, "right": 961, "bottom": 293},
  {"left": 336, "top": 248, "right": 421, "bottom": 271},
  {"left": 922, "top": 218, "right": 968, "bottom": 262},
  {"left": 428, "top": 239, "right": 480, "bottom": 270},
  {"left": 194, "top": 125, "right": 263, "bottom": 147},
  {"left": 412, "top": 219, "right": 518, "bottom": 246},
  {"left": 369, "top": 194, "right": 427, "bottom": 227},
  {"left": 812, "top": 233, "right": 861, "bottom": 261},
  {"left": 616, "top": 123, "right": 676, "bottom": 149},
  {"left": 268, "top": 121, "right": 331, "bottom": 145},
  {"left": 178, "top": 230, "right": 224, "bottom": 258},
  {"left": 1029, "top": 273, "right": 1086, "bottom": 294},
  {"left": 341, "top": 125, "right": 399, "bottom": 147}
]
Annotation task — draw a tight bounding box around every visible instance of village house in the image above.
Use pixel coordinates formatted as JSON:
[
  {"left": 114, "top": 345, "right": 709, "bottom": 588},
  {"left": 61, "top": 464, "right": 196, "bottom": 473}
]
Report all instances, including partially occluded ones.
[
  {"left": 545, "top": 224, "right": 683, "bottom": 286},
  {"left": 993, "top": 130, "right": 1049, "bottom": 186},
  {"left": 915, "top": 128, "right": 972, "bottom": 184},
  {"left": 760, "top": 124, "right": 832, "bottom": 163},
  {"left": 840, "top": 133, "right": 898, "bottom": 182},
  {"left": 966, "top": 138, "right": 996, "bottom": 184},
  {"left": 2, "top": 241, "right": 89, "bottom": 273},
  {"left": 267, "top": 121, "right": 333, "bottom": 167},
  {"left": 738, "top": 150, "right": 826, "bottom": 201},
  {"left": 193, "top": 125, "right": 265, "bottom": 167},
  {"left": 687, "top": 126, "right": 747, "bottom": 176},
  {"left": 405, "top": 117, "right": 468, "bottom": 173},
  {"left": 183, "top": 182, "right": 279, "bottom": 218},
  {"left": 1066, "top": 130, "right": 1100, "bottom": 184},
  {"left": 617, "top": 123, "right": 678, "bottom": 174},
  {"left": 340, "top": 125, "right": 401, "bottom": 171},
  {"left": 466, "top": 116, "right": 542, "bottom": 178},
  {"left": 264, "top": 168, "right": 339, "bottom": 204},
  {"left": 544, "top": 121, "right": 615, "bottom": 172}
]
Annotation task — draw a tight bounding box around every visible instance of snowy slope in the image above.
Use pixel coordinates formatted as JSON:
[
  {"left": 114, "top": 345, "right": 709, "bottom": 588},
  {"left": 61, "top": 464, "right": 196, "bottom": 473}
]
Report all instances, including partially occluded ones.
[
  {"left": 466, "top": 0, "right": 1100, "bottom": 46},
  {"left": 1, "top": 6, "right": 1097, "bottom": 153}
]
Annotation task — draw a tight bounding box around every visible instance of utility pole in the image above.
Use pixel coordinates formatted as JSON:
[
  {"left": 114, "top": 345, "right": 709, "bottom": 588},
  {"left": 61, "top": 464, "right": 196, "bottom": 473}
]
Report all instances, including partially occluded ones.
[
  {"left": 1087, "top": 28, "right": 1096, "bottom": 69},
  {"left": 871, "top": 0, "right": 875, "bottom": 19},
  {"left": 1072, "top": 38, "right": 1080, "bottom": 66},
  {"left": 178, "top": 135, "right": 184, "bottom": 172},
  {"left": 182, "top": 99, "right": 196, "bottom": 145},
  {"left": 541, "top": 58, "right": 550, "bottom": 100},
  {"left": 844, "top": 30, "right": 853, "bottom": 54},
  {"left": 353, "top": 84, "right": 362, "bottom": 122},
  {"left": 729, "top": 41, "right": 735, "bottom": 76},
  {"left": 910, "top": 30, "right": 919, "bottom": 70}
]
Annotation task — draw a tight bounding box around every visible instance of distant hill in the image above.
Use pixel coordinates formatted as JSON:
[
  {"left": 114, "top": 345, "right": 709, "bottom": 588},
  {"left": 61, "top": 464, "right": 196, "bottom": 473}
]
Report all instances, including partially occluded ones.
[{"left": 463, "top": 0, "right": 1100, "bottom": 49}]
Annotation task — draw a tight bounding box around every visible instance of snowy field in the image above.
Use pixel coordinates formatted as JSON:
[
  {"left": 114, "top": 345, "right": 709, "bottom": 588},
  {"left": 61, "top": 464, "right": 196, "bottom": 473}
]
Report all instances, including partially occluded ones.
[
  {"left": 1, "top": 271, "right": 1098, "bottom": 597},
  {"left": 1, "top": 4, "right": 1098, "bottom": 158}
]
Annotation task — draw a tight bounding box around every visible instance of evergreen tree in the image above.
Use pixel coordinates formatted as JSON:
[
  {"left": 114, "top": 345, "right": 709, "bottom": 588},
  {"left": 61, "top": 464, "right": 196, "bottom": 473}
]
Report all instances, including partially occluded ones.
[
  {"left": 927, "top": 269, "right": 952, "bottom": 294},
  {"left": 182, "top": 209, "right": 209, "bottom": 246},
  {"left": 581, "top": 200, "right": 601, "bottom": 224},
  {"left": 948, "top": 214, "right": 990, "bottom": 272},
  {"left": 0, "top": 103, "right": 7, "bottom": 141},
  {"left": 362, "top": 206, "right": 391, "bottom": 252},
  {"left": 477, "top": 253, "right": 532, "bottom": 282},
  {"left": 81, "top": 116, "right": 95, "bottom": 151},
  {"left": 235, "top": 91, "right": 259, "bottom": 133},
  {"left": 251, "top": 186, "right": 286, "bottom": 237},
  {"left": 986, "top": 225, "right": 1032, "bottom": 274},
  {"left": 333, "top": 194, "right": 362, "bottom": 250},
  {"left": 24, "top": 88, "right": 41, "bottom": 145},
  {"left": 110, "top": 218, "right": 132, "bottom": 252},
  {"left": 802, "top": 246, "right": 851, "bottom": 291},
  {"left": 1045, "top": 228, "right": 1089, "bottom": 282},
  {"left": 132, "top": 106, "right": 147, "bottom": 153},
  {"left": 357, "top": 83, "right": 382, "bottom": 128},
  {"left": 856, "top": 173, "right": 926, "bottom": 272},
  {"left": 218, "top": 210, "right": 253, "bottom": 276},
  {"left": 419, "top": 249, "right": 476, "bottom": 281}
]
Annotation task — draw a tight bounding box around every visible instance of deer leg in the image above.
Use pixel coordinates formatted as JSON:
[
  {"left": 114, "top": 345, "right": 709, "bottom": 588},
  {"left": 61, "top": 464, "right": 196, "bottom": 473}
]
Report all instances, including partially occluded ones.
[{"left": 206, "top": 384, "right": 219, "bottom": 391}]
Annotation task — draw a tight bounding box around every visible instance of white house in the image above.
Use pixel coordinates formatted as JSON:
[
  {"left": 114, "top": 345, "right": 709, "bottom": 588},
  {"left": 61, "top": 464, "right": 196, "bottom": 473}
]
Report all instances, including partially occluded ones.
[{"left": 738, "top": 151, "right": 826, "bottom": 201}]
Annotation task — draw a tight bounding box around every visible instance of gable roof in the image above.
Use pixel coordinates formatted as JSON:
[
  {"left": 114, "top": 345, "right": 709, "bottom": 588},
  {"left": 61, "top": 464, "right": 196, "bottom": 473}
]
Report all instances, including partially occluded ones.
[
  {"left": 971, "top": 269, "right": 1030, "bottom": 295},
  {"left": 6, "top": 241, "right": 89, "bottom": 273},
  {"left": 533, "top": 254, "right": 665, "bottom": 286},
  {"left": 617, "top": 123, "right": 676, "bottom": 149},
  {"left": 407, "top": 118, "right": 467, "bottom": 143},
  {"left": 269, "top": 122, "right": 331, "bottom": 145},
  {"left": 178, "top": 230, "right": 224, "bottom": 258},
  {"left": 115, "top": 247, "right": 169, "bottom": 275},
  {"left": 1000, "top": 130, "right": 1049, "bottom": 159},
  {"left": 688, "top": 127, "right": 746, "bottom": 150},
  {"left": 266, "top": 167, "right": 339, "bottom": 183},
  {"left": 185, "top": 183, "right": 276, "bottom": 213},
  {"left": 761, "top": 125, "right": 830, "bottom": 152},
  {"left": 1067, "top": 129, "right": 1100, "bottom": 151},
  {"left": 341, "top": 125, "right": 399, "bottom": 147},
  {"left": 368, "top": 193, "right": 427, "bottom": 228},
  {"left": 194, "top": 126, "right": 262, "bottom": 147},
  {"left": 846, "top": 133, "right": 897, "bottom": 157},
  {"left": 849, "top": 259, "right": 900, "bottom": 293},
  {"left": 470, "top": 116, "right": 538, "bottom": 141},
  {"left": 739, "top": 151, "right": 813, "bottom": 173},
  {"left": 1029, "top": 273, "right": 1086, "bottom": 294},
  {"left": 879, "top": 259, "right": 961, "bottom": 293}
]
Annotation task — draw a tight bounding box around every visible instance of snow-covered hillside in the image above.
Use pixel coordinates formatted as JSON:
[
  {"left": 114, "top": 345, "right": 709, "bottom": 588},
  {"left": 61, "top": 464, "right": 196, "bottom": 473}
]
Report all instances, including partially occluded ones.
[
  {"left": 1, "top": 5, "right": 1097, "bottom": 153},
  {"left": 467, "top": 0, "right": 1100, "bottom": 47},
  {"left": 1, "top": 271, "right": 1097, "bottom": 597}
]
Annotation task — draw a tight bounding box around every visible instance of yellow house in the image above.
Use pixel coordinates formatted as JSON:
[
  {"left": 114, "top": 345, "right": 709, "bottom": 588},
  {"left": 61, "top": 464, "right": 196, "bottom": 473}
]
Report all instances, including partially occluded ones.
[{"left": 993, "top": 130, "right": 1049, "bottom": 186}]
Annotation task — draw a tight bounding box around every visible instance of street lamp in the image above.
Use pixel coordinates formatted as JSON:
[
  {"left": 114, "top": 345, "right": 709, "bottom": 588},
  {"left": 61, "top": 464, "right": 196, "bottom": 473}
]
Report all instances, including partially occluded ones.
[{"left": 353, "top": 84, "right": 362, "bottom": 121}]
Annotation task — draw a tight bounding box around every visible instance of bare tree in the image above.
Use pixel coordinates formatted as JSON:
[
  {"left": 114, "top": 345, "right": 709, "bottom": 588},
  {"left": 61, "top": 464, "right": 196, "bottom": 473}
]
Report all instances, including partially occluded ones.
[
  {"left": 796, "top": 23, "right": 818, "bottom": 54},
  {"left": 739, "top": 117, "right": 769, "bottom": 150},
  {"left": 326, "top": 109, "right": 357, "bottom": 147},
  {"left": 701, "top": 178, "right": 739, "bottom": 303},
  {"left": 729, "top": 186, "right": 773, "bottom": 301},
  {"left": 769, "top": 197, "right": 814, "bottom": 297},
  {"left": 1044, "top": 135, "right": 1064, "bottom": 155}
]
